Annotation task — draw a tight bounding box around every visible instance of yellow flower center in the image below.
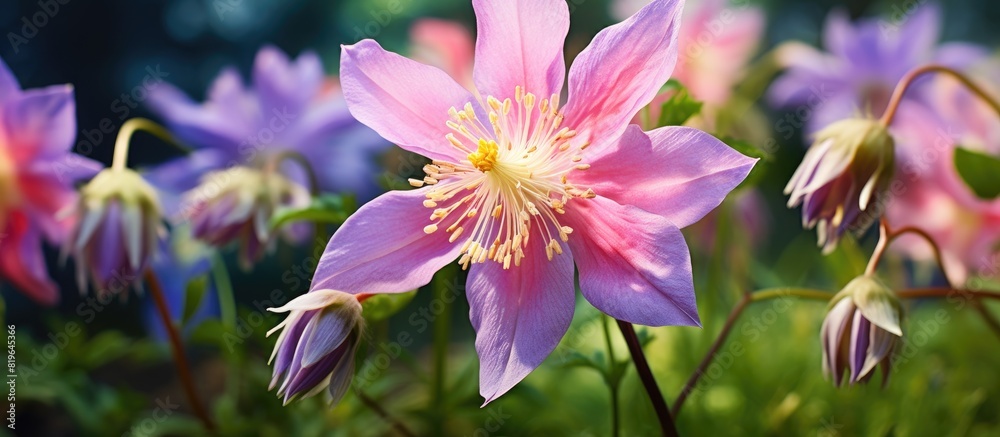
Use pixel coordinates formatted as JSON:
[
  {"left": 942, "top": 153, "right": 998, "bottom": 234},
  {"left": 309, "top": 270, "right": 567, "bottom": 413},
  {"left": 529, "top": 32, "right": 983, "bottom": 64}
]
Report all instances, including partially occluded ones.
[
  {"left": 409, "top": 86, "right": 595, "bottom": 270},
  {"left": 0, "top": 146, "right": 19, "bottom": 220}
]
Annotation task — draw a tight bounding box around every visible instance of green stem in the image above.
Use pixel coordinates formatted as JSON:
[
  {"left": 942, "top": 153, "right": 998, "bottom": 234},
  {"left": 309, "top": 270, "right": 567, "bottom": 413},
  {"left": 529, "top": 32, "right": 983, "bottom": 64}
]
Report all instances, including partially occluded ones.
[
  {"left": 602, "top": 315, "right": 620, "bottom": 437},
  {"left": 211, "top": 254, "right": 237, "bottom": 332},
  {"left": 749, "top": 288, "right": 834, "bottom": 303},
  {"left": 430, "top": 270, "right": 452, "bottom": 434},
  {"left": 112, "top": 118, "right": 190, "bottom": 172}
]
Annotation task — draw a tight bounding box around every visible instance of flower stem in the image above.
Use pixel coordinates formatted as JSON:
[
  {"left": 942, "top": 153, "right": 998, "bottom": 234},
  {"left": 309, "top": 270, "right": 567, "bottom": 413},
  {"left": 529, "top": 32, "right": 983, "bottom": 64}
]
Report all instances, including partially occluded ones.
[
  {"left": 672, "top": 288, "right": 832, "bottom": 416},
  {"left": 880, "top": 64, "right": 1000, "bottom": 127},
  {"left": 616, "top": 320, "right": 678, "bottom": 437},
  {"left": 211, "top": 254, "right": 237, "bottom": 332},
  {"left": 356, "top": 391, "right": 417, "bottom": 437},
  {"left": 430, "top": 270, "right": 452, "bottom": 435},
  {"left": 672, "top": 294, "right": 750, "bottom": 417},
  {"left": 601, "top": 316, "right": 620, "bottom": 437},
  {"left": 112, "top": 118, "right": 190, "bottom": 172},
  {"left": 144, "top": 270, "right": 215, "bottom": 431}
]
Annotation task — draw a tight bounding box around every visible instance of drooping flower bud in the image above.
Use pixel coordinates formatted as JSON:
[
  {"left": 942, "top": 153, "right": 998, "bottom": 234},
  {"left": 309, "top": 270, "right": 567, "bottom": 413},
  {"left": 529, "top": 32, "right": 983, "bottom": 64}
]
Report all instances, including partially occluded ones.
[
  {"left": 785, "top": 118, "right": 895, "bottom": 253},
  {"left": 267, "top": 289, "right": 363, "bottom": 405},
  {"left": 66, "top": 169, "right": 164, "bottom": 297},
  {"left": 182, "top": 167, "right": 310, "bottom": 269},
  {"left": 821, "top": 275, "right": 903, "bottom": 386}
]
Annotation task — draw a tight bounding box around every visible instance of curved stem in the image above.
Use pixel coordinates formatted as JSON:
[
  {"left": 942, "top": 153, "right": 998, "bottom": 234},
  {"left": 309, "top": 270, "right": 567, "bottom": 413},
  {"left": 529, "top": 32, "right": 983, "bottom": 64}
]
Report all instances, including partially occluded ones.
[
  {"left": 601, "top": 316, "right": 620, "bottom": 437},
  {"left": 616, "top": 320, "right": 678, "bottom": 437},
  {"left": 880, "top": 64, "right": 1000, "bottom": 127},
  {"left": 866, "top": 220, "right": 952, "bottom": 284},
  {"left": 266, "top": 150, "right": 321, "bottom": 196},
  {"left": 144, "top": 271, "right": 215, "bottom": 431},
  {"left": 672, "top": 294, "right": 750, "bottom": 418},
  {"left": 672, "top": 288, "right": 832, "bottom": 416},
  {"left": 356, "top": 391, "right": 417, "bottom": 437},
  {"left": 112, "top": 118, "right": 190, "bottom": 172},
  {"left": 897, "top": 287, "right": 1000, "bottom": 301}
]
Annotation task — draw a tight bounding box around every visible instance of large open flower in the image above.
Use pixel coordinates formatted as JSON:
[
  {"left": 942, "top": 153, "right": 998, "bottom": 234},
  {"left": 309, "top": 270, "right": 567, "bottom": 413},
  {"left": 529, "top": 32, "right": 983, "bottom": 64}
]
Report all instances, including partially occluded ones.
[
  {"left": 0, "top": 57, "right": 101, "bottom": 305},
  {"left": 313, "top": 0, "right": 756, "bottom": 403}
]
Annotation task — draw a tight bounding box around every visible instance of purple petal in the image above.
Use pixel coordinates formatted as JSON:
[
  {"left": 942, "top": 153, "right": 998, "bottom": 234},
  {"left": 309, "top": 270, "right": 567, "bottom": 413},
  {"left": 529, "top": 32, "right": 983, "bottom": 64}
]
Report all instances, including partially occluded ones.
[
  {"left": 2, "top": 85, "right": 76, "bottom": 160},
  {"left": 848, "top": 310, "right": 871, "bottom": 383},
  {"left": 0, "top": 213, "right": 59, "bottom": 305},
  {"left": 311, "top": 188, "right": 463, "bottom": 294},
  {"left": 563, "top": 0, "right": 683, "bottom": 155},
  {"left": 0, "top": 56, "right": 21, "bottom": 100},
  {"left": 565, "top": 196, "right": 699, "bottom": 327},
  {"left": 340, "top": 40, "right": 478, "bottom": 163},
  {"left": 576, "top": 125, "right": 756, "bottom": 228},
  {"left": 253, "top": 46, "right": 323, "bottom": 115},
  {"left": 466, "top": 227, "right": 575, "bottom": 404}
]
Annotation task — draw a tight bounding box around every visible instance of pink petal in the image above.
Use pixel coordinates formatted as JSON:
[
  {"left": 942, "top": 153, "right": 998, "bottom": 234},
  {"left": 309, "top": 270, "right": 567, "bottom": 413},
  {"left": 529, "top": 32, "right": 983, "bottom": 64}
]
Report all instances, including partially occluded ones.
[
  {"left": 576, "top": 125, "right": 756, "bottom": 228},
  {"left": 340, "top": 40, "right": 478, "bottom": 163},
  {"left": 410, "top": 19, "right": 475, "bottom": 87},
  {"left": 564, "top": 196, "right": 699, "bottom": 327},
  {"left": 0, "top": 212, "right": 59, "bottom": 305},
  {"left": 471, "top": 0, "right": 568, "bottom": 100},
  {"left": 311, "top": 188, "right": 463, "bottom": 294},
  {"left": 467, "top": 226, "right": 575, "bottom": 404},
  {"left": 563, "top": 0, "right": 683, "bottom": 155}
]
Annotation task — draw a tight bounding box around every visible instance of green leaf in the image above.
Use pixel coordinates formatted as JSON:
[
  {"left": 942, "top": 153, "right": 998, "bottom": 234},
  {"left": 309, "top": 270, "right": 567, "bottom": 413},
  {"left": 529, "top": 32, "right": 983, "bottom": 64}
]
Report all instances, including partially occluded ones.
[
  {"left": 361, "top": 290, "right": 418, "bottom": 323},
  {"left": 270, "top": 194, "right": 357, "bottom": 230},
  {"left": 182, "top": 276, "right": 209, "bottom": 325},
  {"left": 656, "top": 81, "right": 704, "bottom": 127},
  {"left": 954, "top": 147, "right": 1000, "bottom": 199}
]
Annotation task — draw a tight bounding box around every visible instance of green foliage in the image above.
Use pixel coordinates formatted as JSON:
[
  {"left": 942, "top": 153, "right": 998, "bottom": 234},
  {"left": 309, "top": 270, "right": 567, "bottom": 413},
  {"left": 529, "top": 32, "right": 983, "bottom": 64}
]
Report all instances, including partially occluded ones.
[
  {"left": 270, "top": 194, "right": 358, "bottom": 230},
  {"left": 954, "top": 147, "right": 1000, "bottom": 199},
  {"left": 360, "top": 291, "right": 417, "bottom": 323},
  {"left": 656, "top": 80, "right": 704, "bottom": 127}
]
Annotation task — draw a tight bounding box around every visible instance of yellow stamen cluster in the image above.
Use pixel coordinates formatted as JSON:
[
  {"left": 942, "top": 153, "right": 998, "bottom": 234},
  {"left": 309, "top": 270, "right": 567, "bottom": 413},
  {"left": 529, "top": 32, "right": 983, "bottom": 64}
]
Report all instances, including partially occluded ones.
[{"left": 409, "top": 86, "right": 595, "bottom": 270}]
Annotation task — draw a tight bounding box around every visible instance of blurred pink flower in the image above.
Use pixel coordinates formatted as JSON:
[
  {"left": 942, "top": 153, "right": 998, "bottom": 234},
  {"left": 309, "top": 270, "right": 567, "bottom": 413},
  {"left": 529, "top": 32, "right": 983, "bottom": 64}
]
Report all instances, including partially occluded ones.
[
  {"left": 886, "top": 75, "right": 1000, "bottom": 284},
  {"left": 618, "top": 0, "right": 764, "bottom": 123},
  {"left": 410, "top": 19, "right": 475, "bottom": 88},
  {"left": 0, "top": 57, "right": 101, "bottom": 305},
  {"left": 317, "top": 0, "right": 757, "bottom": 403}
]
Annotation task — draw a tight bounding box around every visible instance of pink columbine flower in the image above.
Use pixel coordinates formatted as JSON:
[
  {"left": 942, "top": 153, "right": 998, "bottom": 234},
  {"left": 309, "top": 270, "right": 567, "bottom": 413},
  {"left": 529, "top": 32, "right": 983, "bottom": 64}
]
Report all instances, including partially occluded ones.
[
  {"left": 0, "top": 57, "right": 101, "bottom": 305},
  {"left": 308, "top": 0, "right": 757, "bottom": 403}
]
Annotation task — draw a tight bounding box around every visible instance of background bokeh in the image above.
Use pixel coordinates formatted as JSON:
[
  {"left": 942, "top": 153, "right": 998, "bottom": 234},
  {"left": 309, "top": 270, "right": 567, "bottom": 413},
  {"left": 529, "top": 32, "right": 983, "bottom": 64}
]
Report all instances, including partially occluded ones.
[{"left": 1, "top": 0, "right": 999, "bottom": 435}]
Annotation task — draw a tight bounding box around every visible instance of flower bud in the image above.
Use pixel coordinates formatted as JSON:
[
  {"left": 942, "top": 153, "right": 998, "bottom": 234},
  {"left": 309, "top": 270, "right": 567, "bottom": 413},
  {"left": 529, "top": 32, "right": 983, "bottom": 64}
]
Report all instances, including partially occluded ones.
[
  {"left": 182, "top": 167, "right": 309, "bottom": 269},
  {"left": 267, "top": 289, "right": 363, "bottom": 405},
  {"left": 821, "top": 275, "right": 903, "bottom": 386},
  {"left": 785, "top": 118, "right": 895, "bottom": 253},
  {"left": 66, "top": 169, "right": 164, "bottom": 297}
]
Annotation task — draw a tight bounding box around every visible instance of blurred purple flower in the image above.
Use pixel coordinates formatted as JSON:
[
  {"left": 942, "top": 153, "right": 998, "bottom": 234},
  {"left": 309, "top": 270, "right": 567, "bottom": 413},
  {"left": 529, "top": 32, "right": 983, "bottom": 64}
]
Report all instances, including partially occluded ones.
[
  {"left": 65, "top": 169, "right": 164, "bottom": 298},
  {"left": 144, "top": 46, "right": 389, "bottom": 210},
  {"left": 0, "top": 57, "right": 101, "bottom": 305},
  {"left": 267, "top": 289, "right": 362, "bottom": 405},
  {"left": 313, "top": 0, "right": 757, "bottom": 404},
  {"left": 821, "top": 276, "right": 902, "bottom": 386},
  {"left": 768, "top": 4, "right": 987, "bottom": 134},
  {"left": 182, "top": 166, "right": 310, "bottom": 269}
]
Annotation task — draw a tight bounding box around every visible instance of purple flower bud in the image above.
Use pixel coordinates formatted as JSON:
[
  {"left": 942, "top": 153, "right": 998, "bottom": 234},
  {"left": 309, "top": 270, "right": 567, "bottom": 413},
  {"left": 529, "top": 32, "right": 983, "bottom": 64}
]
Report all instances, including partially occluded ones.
[
  {"left": 821, "top": 276, "right": 903, "bottom": 386},
  {"left": 785, "top": 118, "right": 895, "bottom": 253},
  {"left": 182, "top": 167, "right": 310, "bottom": 269},
  {"left": 267, "top": 289, "right": 363, "bottom": 405},
  {"left": 65, "top": 169, "right": 163, "bottom": 298}
]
